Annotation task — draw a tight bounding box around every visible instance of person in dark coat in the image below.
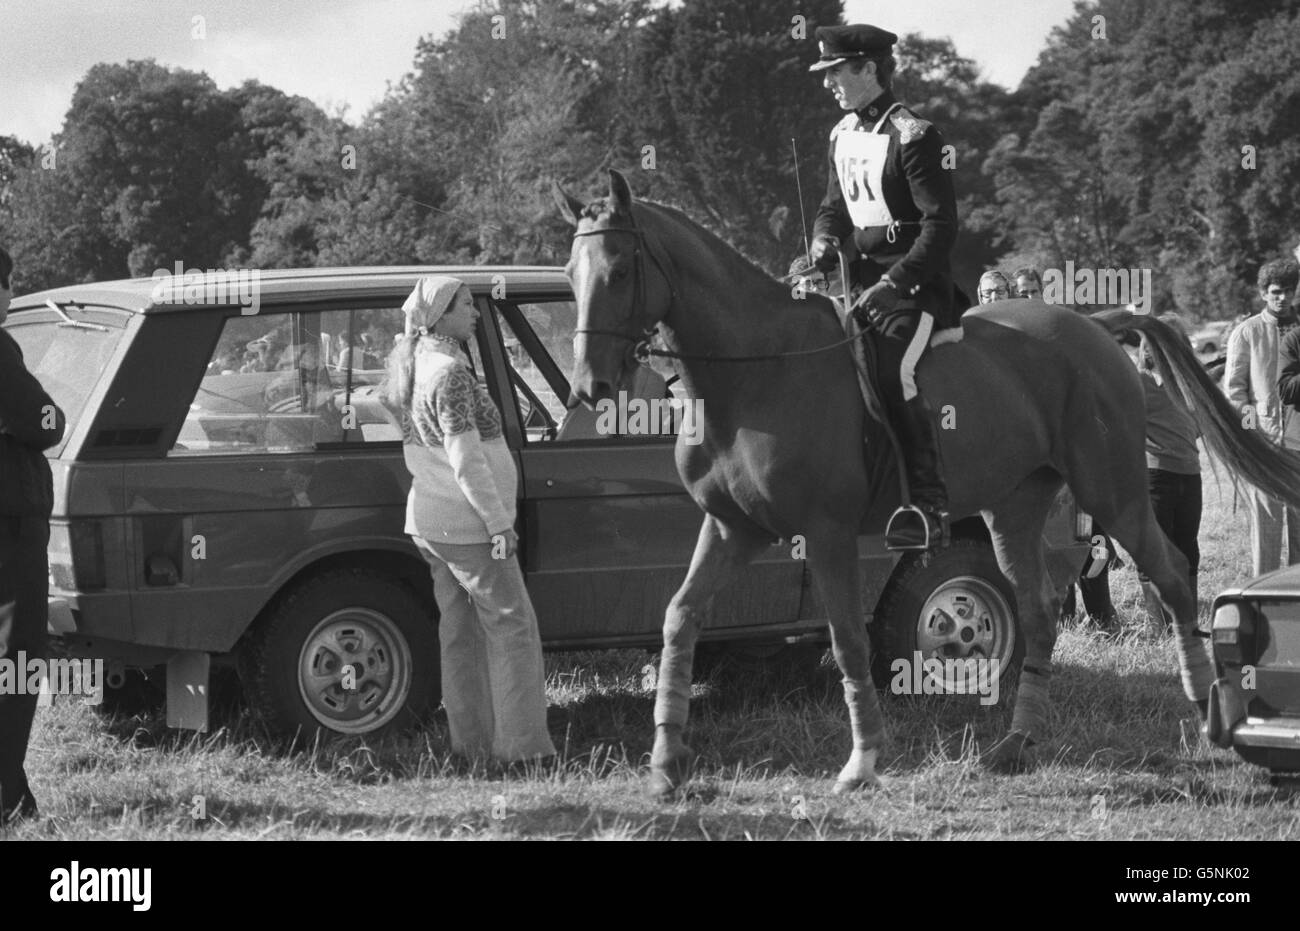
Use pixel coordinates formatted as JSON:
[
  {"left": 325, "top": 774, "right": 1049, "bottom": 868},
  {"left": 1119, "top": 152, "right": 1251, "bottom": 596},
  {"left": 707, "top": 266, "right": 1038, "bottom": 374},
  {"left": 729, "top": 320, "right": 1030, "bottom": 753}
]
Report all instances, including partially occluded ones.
[{"left": 0, "top": 245, "right": 67, "bottom": 825}]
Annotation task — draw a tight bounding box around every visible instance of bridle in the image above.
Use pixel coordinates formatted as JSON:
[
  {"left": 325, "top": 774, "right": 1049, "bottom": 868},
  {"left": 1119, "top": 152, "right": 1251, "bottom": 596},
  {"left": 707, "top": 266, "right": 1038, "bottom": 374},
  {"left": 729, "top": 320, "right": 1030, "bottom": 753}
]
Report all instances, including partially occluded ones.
[
  {"left": 570, "top": 218, "right": 674, "bottom": 363},
  {"left": 569, "top": 213, "right": 863, "bottom": 365}
]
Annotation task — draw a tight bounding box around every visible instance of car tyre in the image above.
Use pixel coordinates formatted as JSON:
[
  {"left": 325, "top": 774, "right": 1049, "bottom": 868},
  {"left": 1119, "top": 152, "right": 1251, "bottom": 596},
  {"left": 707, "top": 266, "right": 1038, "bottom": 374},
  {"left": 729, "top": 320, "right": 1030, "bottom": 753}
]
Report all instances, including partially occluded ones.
[
  {"left": 239, "top": 568, "right": 440, "bottom": 740},
  {"left": 872, "top": 540, "right": 1022, "bottom": 699}
]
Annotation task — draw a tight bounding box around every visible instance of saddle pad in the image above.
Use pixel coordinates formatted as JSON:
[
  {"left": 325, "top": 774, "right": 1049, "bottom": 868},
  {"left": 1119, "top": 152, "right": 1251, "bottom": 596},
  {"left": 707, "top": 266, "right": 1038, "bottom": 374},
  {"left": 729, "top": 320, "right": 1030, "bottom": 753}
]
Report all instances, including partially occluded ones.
[
  {"left": 930, "top": 326, "right": 963, "bottom": 347},
  {"left": 825, "top": 296, "right": 961, "bottom": 417}
]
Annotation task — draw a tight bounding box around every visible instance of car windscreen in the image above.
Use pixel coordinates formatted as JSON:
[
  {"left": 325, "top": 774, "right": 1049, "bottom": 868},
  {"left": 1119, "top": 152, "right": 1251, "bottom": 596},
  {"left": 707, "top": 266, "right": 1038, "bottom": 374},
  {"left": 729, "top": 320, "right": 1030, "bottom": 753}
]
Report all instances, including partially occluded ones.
[{"left": 3, "top": 306, "right": 129, "bottom": 452}]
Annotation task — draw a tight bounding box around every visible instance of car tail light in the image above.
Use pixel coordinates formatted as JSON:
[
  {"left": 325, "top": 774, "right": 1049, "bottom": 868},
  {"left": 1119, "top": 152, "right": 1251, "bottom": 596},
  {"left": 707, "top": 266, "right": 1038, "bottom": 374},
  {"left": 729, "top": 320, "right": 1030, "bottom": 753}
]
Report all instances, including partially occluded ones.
[
  {"left": 1211, "top": 601, "right": 1254, "bottom": 666},
  {"left": 51, "top": 519, "right": 107, "bottom": 592},
  {"left": 47, "top": 521, "right": 74, "bottom": 590},
  {"left": 71, "top": 520, "right": 107, "bottom": 591}
]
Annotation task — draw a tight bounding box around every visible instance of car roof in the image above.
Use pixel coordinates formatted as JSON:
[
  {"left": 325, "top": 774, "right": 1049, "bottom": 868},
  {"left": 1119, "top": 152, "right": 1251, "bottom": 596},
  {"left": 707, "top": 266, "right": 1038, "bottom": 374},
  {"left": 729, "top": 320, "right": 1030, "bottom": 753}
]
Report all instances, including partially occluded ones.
[{"left": 11, "top": 266, "right": 570, "bottom": 315}]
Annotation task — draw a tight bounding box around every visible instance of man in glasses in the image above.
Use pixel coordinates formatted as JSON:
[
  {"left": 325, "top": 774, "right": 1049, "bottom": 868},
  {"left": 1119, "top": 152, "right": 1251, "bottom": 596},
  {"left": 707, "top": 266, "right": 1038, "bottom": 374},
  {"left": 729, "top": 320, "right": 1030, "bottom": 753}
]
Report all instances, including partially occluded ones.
[
  {"left": 1013, "top": 267, "right": 1043, "bottom": 300},
  {"left": 977, "top": 270, "right": 1011, "bottom": 304}
]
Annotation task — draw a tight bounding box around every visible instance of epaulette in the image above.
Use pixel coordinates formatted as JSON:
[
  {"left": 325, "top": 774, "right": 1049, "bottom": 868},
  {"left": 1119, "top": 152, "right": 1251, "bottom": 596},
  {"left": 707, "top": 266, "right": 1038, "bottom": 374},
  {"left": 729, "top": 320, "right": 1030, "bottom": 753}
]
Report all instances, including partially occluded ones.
[
  {"left": 828, "top": 112, "right": 860, "bottom": 141},
  {"left": 890, "top": 107, "right": 932, "bottom": 145}
]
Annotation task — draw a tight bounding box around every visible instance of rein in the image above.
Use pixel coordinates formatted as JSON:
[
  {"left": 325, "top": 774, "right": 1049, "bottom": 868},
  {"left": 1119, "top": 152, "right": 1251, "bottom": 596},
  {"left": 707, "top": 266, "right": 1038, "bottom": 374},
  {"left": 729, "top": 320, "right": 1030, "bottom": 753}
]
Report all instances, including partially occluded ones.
[{"left": 571, "top": 217, "right": 862, "bottom": 365}]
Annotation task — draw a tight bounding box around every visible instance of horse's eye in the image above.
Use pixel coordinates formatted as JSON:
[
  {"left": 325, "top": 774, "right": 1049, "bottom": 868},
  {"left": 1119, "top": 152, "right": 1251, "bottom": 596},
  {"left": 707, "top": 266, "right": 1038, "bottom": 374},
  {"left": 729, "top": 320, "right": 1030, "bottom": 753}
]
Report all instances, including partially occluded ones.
[{"left": 610, "top": 268, "right": 629, "bottom": 284}]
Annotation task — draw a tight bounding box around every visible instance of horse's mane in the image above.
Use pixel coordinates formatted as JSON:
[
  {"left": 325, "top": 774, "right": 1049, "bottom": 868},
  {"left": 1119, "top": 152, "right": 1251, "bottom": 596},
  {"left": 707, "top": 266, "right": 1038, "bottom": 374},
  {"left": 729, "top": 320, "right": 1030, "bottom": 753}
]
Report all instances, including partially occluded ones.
[{"left": 582, "top": 195, "right": 781, "bottom": 287}]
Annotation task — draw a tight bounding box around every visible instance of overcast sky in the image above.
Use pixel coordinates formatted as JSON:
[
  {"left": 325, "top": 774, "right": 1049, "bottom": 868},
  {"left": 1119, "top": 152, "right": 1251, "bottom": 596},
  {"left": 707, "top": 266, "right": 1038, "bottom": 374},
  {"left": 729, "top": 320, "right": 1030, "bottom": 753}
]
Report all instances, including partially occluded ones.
[{"left": 0, "top": 0, "right": 1079, "bottom": 146}]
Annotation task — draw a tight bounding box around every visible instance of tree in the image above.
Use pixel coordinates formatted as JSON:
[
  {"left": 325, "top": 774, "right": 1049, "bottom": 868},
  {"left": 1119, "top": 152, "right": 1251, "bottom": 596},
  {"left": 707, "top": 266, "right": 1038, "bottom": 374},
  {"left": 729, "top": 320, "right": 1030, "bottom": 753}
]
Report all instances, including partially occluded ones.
[
  {"left": 2, "top": 61, "right": 336, "bottom": 287},
  {"left": 625, "top": 0, "right": 843, "bottom": 271},
  {"left": 980, "top": 0, "right": 1300, "bottom": 319}
]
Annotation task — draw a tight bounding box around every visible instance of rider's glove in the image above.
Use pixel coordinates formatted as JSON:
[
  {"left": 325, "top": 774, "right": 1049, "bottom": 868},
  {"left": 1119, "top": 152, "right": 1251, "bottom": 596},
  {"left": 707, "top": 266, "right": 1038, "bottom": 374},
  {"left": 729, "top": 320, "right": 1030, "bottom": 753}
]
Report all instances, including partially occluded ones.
[
  {"left": 809, "top": 235, "right": 840, "bottom": 271},
  {"left": 852, "top": 277, "right": 900, "bottom": 327}
]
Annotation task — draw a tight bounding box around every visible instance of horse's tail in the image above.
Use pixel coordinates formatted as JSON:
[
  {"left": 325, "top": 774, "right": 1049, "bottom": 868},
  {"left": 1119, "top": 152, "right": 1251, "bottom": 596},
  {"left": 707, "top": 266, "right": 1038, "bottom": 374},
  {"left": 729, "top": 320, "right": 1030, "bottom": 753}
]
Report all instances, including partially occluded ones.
[{"left": 1093, "top": 309, "right": 1300, "bottom": 510}]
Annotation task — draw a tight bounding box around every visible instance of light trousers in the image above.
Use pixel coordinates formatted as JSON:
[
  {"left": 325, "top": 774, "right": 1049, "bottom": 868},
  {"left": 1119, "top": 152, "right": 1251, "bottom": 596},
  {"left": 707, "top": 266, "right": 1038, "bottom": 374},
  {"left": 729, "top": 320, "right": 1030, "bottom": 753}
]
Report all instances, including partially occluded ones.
[
  {"left": 1246, "top": 485, "right": 1300, "bottom": 578},
  {"left": 413, "top": 536, "right": 555, "bottom": 763}
]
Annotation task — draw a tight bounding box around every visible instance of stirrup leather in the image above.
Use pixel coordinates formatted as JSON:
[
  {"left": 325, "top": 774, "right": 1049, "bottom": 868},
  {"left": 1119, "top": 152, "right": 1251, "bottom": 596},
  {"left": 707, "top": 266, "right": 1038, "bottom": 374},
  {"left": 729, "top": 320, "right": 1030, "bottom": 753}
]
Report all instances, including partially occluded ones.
[{"left": 885, "top": 505, "right": 950, "bottom": 552}]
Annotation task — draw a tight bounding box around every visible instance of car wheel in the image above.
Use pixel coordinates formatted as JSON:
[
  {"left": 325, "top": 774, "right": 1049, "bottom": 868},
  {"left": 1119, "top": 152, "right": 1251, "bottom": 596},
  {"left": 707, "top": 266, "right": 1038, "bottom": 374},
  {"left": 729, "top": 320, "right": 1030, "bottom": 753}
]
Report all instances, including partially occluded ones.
[
  {"left": 872, "top": 540, "right": 1022, "bottom": 699},
  {"left": 239, "top": 568, "right": 440, "bottom": 739}
]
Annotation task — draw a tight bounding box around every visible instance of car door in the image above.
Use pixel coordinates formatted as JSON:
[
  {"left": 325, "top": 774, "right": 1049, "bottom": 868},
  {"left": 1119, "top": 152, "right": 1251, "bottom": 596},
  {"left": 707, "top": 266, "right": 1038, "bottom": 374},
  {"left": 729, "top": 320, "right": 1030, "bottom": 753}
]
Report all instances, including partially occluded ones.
[
  {"left": 105, "top": 301, "right": 413, "bottom": 653},
  {"left": 483, "top": 291, "right": 804, "bottom": 647}
]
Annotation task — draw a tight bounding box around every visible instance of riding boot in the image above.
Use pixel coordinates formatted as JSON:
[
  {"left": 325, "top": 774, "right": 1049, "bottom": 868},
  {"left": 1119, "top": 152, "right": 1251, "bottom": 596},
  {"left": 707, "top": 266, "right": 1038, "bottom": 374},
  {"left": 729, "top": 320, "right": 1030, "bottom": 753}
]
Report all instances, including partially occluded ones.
[{"left": 885, "top": 395, "right": 950, "bottom": 551}]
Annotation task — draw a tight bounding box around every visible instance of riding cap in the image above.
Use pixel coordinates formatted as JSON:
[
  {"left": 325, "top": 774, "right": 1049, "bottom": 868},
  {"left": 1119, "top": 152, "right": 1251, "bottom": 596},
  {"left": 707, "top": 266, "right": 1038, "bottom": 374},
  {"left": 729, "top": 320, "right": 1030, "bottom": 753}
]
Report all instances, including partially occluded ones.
[
  {"left": 808, "top": 24, "right": 898, "bottom": 72},
  {"left": 402, "top": 275, "right": 466, "bottom": 336}
]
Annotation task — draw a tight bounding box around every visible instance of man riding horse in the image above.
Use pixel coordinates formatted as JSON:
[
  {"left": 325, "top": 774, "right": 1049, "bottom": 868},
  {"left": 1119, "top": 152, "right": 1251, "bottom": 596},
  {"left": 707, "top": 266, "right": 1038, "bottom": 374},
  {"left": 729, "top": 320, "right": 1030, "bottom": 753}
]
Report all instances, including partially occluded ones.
[{"left": 808, "top": 23, "right": 959, "bottom": 552}]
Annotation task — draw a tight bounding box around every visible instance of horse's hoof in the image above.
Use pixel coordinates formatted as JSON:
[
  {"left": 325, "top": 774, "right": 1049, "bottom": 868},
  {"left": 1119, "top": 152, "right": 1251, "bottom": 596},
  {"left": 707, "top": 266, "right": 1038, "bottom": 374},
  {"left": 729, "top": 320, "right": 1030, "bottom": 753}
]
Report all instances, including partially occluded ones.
[
  {"left": 983, "top": 732, "right": 1037, "bottom": 774},
  {"left": 832, "top": 748, "right": 880, "bottom": 793},
  {"left": 646, "top": 768, "right": 680, "bottom": 799},
  {"left": 831, "top": 774, "right": 881, "bottom": 794},
  {"left": 646, "top": 746, "right": 694, "bottom": 800}
]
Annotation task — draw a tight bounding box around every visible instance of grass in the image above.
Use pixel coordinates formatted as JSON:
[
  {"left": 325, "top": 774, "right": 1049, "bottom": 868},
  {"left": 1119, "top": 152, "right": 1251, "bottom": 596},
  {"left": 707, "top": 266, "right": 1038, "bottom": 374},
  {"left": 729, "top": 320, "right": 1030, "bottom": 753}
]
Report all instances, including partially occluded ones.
[{"left": 8, "top": 458, "right": 1300, "bottom": 840}]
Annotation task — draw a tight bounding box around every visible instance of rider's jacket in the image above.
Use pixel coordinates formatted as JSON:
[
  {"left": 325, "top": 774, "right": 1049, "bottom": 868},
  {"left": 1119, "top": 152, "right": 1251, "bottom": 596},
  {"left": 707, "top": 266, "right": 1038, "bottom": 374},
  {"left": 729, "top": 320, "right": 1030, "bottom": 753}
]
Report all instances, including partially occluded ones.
[{"left": 813, "top": 90, "right": 960, "bottom": 328}]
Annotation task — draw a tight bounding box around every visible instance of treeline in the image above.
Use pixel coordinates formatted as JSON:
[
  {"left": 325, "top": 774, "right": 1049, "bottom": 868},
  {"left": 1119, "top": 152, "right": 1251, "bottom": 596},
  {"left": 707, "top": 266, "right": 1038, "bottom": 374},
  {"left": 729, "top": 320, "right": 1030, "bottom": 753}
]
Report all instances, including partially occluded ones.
[{"left": 0, "top": 0, "right": 1296, "bottom": 321}]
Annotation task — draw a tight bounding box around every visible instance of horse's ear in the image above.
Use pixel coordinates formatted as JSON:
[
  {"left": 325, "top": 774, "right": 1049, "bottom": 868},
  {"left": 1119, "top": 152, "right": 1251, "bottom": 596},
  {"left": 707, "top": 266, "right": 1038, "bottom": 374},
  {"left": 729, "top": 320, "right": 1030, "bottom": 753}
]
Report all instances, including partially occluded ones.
[
  {"left": 552, "top": 181, "right": 584, "bottom": 228},
  {"left": 608, "top": 169, "right": 633, "bottom": 213}
]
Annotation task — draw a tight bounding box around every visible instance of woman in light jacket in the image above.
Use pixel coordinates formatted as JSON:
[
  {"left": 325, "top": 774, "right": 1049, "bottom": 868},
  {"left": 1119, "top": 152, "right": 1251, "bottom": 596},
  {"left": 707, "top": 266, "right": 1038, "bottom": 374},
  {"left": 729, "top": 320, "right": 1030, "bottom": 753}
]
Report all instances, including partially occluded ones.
[{"left": 387, "top": 275, "right": 554, "bottom": 765}]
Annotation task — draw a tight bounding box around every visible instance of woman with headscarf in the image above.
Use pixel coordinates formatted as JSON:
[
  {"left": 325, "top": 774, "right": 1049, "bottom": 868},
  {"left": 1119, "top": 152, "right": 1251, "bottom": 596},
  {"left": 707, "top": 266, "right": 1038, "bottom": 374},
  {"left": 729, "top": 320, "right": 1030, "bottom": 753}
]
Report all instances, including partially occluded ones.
[{"left": 386, "top": 275, "right": 555, "bottom": 766}]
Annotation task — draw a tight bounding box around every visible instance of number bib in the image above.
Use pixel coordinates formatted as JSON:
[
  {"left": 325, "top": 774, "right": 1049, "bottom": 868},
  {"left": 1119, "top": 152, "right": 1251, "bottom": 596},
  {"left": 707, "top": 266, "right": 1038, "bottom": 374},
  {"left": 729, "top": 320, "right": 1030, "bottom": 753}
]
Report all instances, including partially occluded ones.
[{"left": 834, "top": 111, "right": 897, "bottom": 229}]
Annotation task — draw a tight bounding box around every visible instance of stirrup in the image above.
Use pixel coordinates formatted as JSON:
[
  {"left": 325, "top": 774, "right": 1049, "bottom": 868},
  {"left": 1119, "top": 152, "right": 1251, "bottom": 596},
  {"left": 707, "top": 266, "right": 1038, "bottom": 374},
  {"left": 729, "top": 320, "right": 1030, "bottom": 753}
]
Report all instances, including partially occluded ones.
[{"left": 885, "top": 505, "right": 950, "bottom": 552}]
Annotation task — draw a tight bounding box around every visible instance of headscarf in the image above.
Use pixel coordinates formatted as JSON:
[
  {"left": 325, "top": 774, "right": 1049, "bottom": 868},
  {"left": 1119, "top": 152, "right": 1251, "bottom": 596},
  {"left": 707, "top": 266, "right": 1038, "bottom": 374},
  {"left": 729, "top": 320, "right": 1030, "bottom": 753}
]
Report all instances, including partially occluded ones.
[
  {"left": 385, "top": 275, "right": 467, "bottom": 414},
  {"left": 402, "top": 275, "right": 465, "bottom": 336}
]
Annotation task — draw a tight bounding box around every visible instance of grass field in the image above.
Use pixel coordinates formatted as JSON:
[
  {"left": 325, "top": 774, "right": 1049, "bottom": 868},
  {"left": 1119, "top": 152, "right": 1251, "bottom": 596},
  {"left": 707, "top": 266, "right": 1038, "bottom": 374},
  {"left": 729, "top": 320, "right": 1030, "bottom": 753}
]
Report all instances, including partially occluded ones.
[{"left": 8, "top": 460, "right": 1300, "bottom": 841}]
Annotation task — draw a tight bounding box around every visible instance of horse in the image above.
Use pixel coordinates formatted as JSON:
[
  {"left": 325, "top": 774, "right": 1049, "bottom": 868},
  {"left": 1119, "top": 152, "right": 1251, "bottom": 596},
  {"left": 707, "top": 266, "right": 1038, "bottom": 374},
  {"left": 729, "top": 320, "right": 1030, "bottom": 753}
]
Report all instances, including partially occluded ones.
[{"left": 553, "top": 168, "right": 1300, "bottom": 797}]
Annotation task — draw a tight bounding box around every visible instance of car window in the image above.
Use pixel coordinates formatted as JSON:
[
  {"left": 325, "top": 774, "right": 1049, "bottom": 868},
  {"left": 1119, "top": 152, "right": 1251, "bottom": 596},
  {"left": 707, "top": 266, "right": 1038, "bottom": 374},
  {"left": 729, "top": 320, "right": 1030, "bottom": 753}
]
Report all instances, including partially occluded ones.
[
  {"left": 171, "top": 308, "right": 403, "bottom": 456},
  {"left": 499, "top": 303, "right": 571, "bottom": 436},
  {"left": 4, "top": 306, "right": 128, "bottom": 452},
  {"left": 495, "top": 298, "right": 684, "bottom": 443},
  {"left": 319, "top": 308, "right": 404, "bottom": 443}
]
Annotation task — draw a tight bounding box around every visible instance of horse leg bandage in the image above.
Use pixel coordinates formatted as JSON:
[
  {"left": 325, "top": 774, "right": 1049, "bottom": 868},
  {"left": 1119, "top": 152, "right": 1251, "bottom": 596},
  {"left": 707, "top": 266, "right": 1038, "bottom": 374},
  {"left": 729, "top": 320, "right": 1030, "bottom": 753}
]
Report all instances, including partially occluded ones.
[
  {"left": 653, "top": 645, "right": 694, "bottom": 729},
  {"left": 1174, "top": 626, "right": 1214, "bottom": 703},
  {"left": 842, "top": 677, "right": 885, "bottom": 750},
  {"left": 1010, "top": 665, "right": 1052, "bottom": 741}
]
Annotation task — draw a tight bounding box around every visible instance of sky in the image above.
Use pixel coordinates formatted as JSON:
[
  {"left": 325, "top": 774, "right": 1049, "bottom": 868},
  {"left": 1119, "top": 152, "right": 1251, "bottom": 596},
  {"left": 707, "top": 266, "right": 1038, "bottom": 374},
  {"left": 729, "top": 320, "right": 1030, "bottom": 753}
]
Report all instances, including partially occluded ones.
[{"left": 0, "top": 0, "right": 1081, "bottom": 146}]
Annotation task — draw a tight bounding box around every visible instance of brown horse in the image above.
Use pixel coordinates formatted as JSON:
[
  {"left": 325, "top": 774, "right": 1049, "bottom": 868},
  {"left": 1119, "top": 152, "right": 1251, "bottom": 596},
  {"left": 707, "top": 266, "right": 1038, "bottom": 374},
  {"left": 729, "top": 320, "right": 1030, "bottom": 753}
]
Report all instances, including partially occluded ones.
[{"left": 554, "top": 169, "right": 1300, "bottom": 796}]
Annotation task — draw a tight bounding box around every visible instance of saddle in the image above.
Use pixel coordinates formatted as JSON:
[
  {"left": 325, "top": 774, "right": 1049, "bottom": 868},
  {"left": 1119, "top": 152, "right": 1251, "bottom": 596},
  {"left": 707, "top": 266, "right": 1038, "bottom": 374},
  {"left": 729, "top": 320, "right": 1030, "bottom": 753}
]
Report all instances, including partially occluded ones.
[{"left": 793, "top": 265, "right": 962, "bottom": 538}]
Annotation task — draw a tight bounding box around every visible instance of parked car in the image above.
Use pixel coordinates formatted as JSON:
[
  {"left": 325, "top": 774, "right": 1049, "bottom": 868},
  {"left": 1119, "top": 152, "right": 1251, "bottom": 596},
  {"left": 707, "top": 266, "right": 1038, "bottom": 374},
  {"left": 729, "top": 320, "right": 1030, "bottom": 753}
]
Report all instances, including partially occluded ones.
[
  {"left": 1192, "top": 320, "right": 1234, "bottom": 356},
  {"left": 1206, "top": 566, "right": 1300, "bottom": 777},
  {"left": 9, "top": 267, "right": 1092, "bottom": 738}
]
